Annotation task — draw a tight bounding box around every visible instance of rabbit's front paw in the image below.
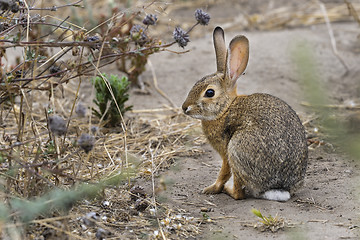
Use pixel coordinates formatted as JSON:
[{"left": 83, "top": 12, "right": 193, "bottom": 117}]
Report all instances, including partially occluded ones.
[{"left": 202, "top": 183, "right": 223, "bottom": 194}]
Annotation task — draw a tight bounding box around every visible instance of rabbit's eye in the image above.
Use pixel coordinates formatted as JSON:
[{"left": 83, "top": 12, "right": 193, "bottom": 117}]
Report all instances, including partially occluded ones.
[{"left": 205, "top": 89, "right": 215, "bottom": 98}]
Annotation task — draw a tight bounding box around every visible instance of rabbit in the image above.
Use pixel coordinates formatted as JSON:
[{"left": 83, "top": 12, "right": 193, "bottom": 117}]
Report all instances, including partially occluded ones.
[{"left": 182, "top": 27, "right": 308, "bottom": 201}]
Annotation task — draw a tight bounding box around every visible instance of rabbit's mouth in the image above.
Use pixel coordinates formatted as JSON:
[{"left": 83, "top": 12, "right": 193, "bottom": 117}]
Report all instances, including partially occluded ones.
[
  {"left": 182, "top": 105, "right": 201, "bottom": 119},
  {"left": 182, "top": 105, "right": 216, "bottom": 121}
]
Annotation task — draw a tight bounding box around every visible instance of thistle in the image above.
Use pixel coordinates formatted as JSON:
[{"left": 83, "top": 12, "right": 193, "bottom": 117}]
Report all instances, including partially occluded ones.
[
  {"left": 48, "top": 115, "right": 66, "bottom": 136},
  {"left": 195, "top": 9, "right": 210, "bottom": 25},
  {"left": 173, "top": 27, "right": 190, "bottom": 48},
  {"left": 77, "top": 133, "right": 95, "bottom": 153},
  {"left": 130, "top": 24, "right": 149, "bottom": 46},
  {"left": 143, "top": 14, "right": 157, "bottom": 26}
]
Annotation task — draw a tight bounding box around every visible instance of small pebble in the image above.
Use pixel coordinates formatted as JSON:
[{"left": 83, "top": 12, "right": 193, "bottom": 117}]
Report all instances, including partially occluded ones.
[{"left": 200, "top": 207, "right": 212, "bottom": 212}]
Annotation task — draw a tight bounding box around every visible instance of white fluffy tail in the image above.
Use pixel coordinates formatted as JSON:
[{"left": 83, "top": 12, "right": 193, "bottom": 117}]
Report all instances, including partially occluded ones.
[{"left": 261, "top": 190, "right": 291, "bottom": 202}]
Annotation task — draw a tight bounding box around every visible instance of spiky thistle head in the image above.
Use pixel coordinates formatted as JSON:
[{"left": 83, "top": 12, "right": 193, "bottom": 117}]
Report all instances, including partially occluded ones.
[
  {"left": 173, "top": 27, "right": 190, "bottom": 48},
  {"left": 195, "top": 9, "right": 210, "bottom": 25},
  {"left": 78, "top": 133, "right": 95, "bottom": 153},
  {"left": 48, "top": 115, "right": 67, "bottom": 136},
  {"left": 143, "top": 14, "right": 157, "bottom": 26}
]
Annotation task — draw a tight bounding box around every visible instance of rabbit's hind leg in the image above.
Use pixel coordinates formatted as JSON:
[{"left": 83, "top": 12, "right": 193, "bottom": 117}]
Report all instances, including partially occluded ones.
[{"left": 223, "top": 173, "right": 246, "bottom": 200}]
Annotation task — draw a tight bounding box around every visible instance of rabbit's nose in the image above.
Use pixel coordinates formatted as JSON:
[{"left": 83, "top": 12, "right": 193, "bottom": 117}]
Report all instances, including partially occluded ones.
[
  {"left": 182, "top": 104, "right": 191, "bottom": 114},
  {"left": 182, "top": 105, "right": 188, "bottom": 113}
]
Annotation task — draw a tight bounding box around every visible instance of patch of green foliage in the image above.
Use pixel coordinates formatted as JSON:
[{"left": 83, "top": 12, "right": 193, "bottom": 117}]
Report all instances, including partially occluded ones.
[
  {"left": 92, "top": 73, "right": 132, "bottom": 127},
  {"left": 251, "top": 208, "right": 285, "bottom": 232}
]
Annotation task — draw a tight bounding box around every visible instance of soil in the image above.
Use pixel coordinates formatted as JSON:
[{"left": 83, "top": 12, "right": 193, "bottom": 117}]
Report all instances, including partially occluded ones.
[{"left": 127, "top": 7, "right": 360, "bottom": 240}]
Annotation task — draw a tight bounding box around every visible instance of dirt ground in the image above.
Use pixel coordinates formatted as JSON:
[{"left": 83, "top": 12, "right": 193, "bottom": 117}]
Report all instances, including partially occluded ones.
[{"left": 126, "top": 5, "right": 360, "bottom": 239}]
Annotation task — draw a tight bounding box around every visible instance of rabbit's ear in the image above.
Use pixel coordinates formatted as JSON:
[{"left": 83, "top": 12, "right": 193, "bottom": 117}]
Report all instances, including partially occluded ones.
[
  {"left": 227, "top": 35, "right": 249, "bottom": 87},
  {"left": 213, "top": 27, "right": 227, "bottom": 73}
]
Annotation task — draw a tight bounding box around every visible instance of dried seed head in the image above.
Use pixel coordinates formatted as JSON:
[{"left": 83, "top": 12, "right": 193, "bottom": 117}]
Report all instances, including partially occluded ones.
[
  {"left": 11, "top": 3, "right": 19, "bottom": 13},
  {"left": 0, "top": 22, "right": 9, "bottom": 32},
  {"left": 82, "top": 212, "right": 99, "bottom": 227},
  {"left": 134, "top": 199, "right": 149, "bottom": 212},
  {"left": 0, "top": 0, "right": 20, "bottom": 14},
  {"left": 49, "top": 65, "right": 61, "bottom": 77},
  {"left": 142, "top": 14, "right": 157, "bottom": 26},
  {"left": 130, "top": 24, "right": 149, "bottom": 46},
  {"left": 195, "top": 9, "right": 210, "bottom": 25},
  {"left": 130, "top": 185, "right": 146, "bottom": 202},
  {"left": 76, "top": 102, "right": 87, "bottom": 118},
  {"left": 0, "top": 0, "right": 10, "bottom": 11},
  {"left": 91, "top": 126, "right": 99, "bottom": 134},
  {"left": 95, "top": 228, "right": 111, "bottom": 240},
  {"left": 85, "top": 34, "right": 101, "bottom": 50},
  {"left": 48, "top": 115, "right": 67, "bottom": 136},
  {"left": 85, "top": 35, "right": 100, "bottom": 42},
  {"left": 10, "top": 1, "right": 19, "bottom": 13},
  {"left": 173, "top": 27, "right": 190, "bottom": 48},
  {"left": 78, "top": 133, "right": 95, "bottom": 153},
  {"left": 49, "top": 65, "right": 61, "bottom": 74}
]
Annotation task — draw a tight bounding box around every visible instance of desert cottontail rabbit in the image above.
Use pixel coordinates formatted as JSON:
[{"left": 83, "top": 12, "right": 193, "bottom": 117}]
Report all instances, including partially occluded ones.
[{"left": 182, "top": 27, "right": 308, "bottom": 201}]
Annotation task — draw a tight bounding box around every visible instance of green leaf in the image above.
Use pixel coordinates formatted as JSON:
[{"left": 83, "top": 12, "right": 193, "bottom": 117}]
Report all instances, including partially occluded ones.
[
  {"left": 251, "top": 208, "right": 264, "bottom": 219},
  {"left": 202, "top": 212, "right": 210, "bottom": 220},
  {"left": 91, "top": 73, "right": 133, "bottom": 126}
]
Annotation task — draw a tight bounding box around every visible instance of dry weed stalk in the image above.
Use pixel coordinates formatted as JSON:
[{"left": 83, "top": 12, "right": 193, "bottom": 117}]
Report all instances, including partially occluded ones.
[
  {"left": 0, "top": 0, "right": 209, "bottom": 191},
  {"left": 1, "top": 104, "right": 205, "bottom": 237}
]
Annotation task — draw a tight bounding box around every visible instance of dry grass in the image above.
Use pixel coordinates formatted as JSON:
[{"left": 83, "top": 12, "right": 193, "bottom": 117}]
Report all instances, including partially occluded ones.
[
  {"left": 0, "top": 1, "right": 209, "bottom": 238},
  {"left": 1, "top": 79, "right": 207, "bottom": 238}
]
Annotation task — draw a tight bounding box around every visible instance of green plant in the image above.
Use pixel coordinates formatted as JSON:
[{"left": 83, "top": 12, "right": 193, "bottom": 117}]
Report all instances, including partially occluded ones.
[
  {"left": 92, "top": 73, "right": 132, "bottom": 126},
  {"left": 251, "top": 208, "right": 285, "bottom": 232}
]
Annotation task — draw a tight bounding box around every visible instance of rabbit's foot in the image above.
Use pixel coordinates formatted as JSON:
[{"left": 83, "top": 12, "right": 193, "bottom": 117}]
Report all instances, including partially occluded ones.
[
  {"left": 223, "top": 185, "right": 245, "bottom": 200},
  {"left": 202, "top": 182, "right": 224, "bottom": 194}
]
